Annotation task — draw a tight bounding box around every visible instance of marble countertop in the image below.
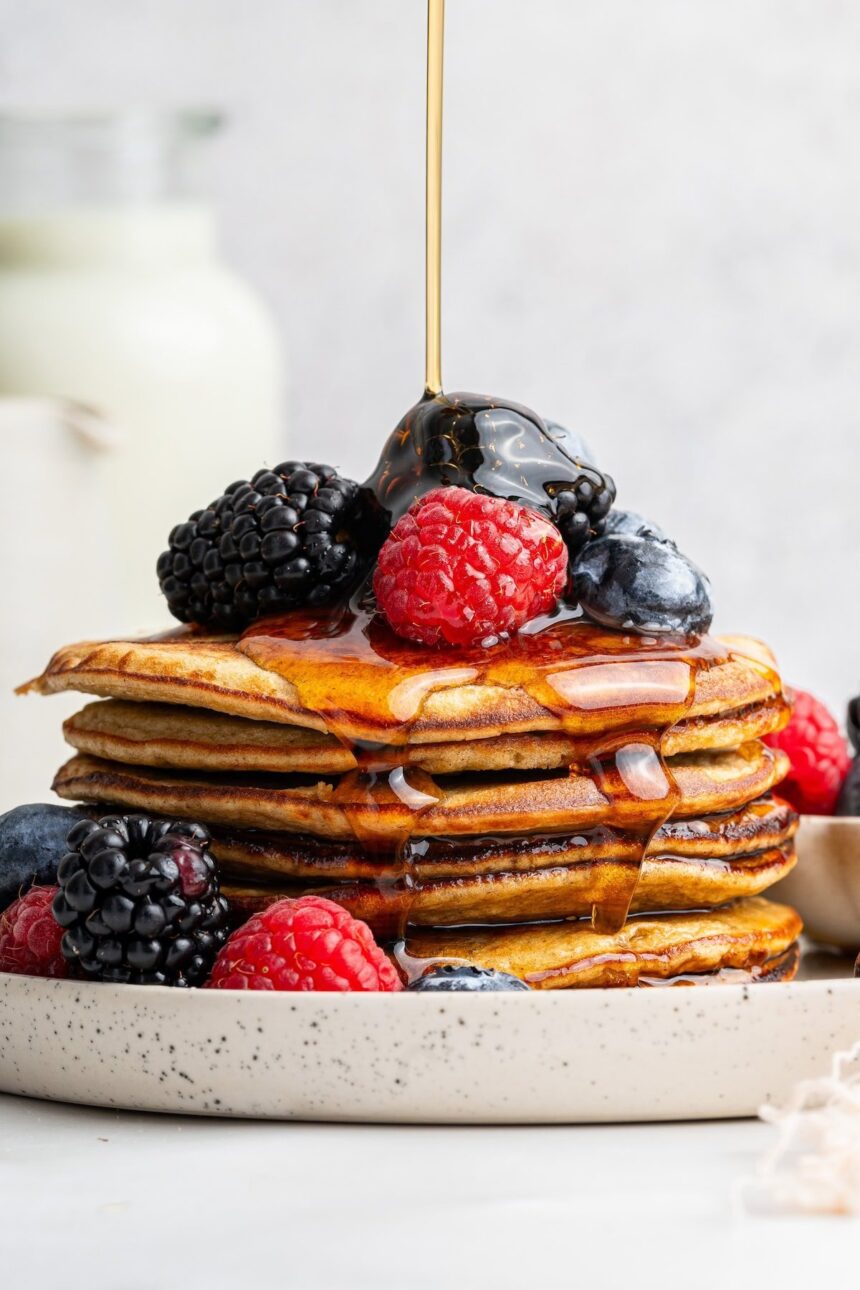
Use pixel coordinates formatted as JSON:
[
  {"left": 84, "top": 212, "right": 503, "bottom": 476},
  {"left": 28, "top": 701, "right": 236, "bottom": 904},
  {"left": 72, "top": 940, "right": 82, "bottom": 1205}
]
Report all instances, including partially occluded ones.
[{"left": 1, "top": 1092, "right": 856, "bottom": 1289}]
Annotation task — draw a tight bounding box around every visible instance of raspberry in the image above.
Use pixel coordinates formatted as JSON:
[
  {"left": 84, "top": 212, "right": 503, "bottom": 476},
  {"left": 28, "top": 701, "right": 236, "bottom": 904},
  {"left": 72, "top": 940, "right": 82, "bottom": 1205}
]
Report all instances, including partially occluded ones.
[
  {"left": 0, "top": 886, "right": 68, "bottom": 978},
  {"left": 372, "top": 486, "right": 568, "bottom": 646},
  {"left": 205, "top": 895, "right": 403, "bottom": 992},
  {"left": 765, "top": 688, "right": 851, "bottom": 815}
]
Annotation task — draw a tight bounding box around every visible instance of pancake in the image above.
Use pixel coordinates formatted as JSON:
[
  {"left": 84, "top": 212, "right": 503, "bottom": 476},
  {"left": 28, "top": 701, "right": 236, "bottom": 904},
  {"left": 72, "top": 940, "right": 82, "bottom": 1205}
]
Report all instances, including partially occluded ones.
[
  {"left": 221, "top": 842, "right": 797, "bottom": 931},
  {"left": 404, "top": 897, "right": 802, "bottom": 988},
  {"left": 24, "top": 625, "right": 784, "bottom": 745},
  {"left": 51, "top": 743, "right": 790, "bottom": 840},
  {"left": 204, "top": 796, "right": 797, "bottom": 881},
  {"left": 61, "top": 695, "right": 791, "bottom": 776}
]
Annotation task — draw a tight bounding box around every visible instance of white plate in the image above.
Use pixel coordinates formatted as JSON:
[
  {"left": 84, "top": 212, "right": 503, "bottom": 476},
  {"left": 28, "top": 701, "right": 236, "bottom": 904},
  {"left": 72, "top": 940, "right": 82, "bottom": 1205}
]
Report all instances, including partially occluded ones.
[{"left": 1, "top": 952, "right": 857, "bottom": 1123}]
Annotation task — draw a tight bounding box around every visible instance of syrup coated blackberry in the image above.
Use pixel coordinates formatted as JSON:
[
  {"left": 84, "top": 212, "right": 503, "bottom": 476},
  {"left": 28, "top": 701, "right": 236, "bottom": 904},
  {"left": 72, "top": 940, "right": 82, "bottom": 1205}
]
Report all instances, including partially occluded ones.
[
  {"left": 550, "top": 463, "right": 617, "bottom": 555},
  {"left": 52, "top": 814, "right": 230, "bottom": 986},
  {"left": 365, "top": 392, "right": 615, "bottom": 541},
  {"left": 158, "top": 462, "right": 369, "bottom": 628}
]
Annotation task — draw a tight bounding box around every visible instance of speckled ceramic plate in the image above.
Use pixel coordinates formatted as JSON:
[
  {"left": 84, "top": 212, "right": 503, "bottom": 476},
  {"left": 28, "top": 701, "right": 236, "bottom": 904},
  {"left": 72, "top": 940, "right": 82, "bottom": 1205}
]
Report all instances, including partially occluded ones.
[{"left": 1, "top": 952, "right": 857, "bottom": 1123}]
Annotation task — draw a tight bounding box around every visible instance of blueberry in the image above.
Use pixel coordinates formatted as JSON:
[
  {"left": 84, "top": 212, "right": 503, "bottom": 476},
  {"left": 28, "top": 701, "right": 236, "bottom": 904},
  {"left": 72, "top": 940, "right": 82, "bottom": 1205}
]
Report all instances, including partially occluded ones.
[
  {"left": 847, "top": 698, "right": 860, "bottom": 755},
  {"left": 837, "top": 758, "right": 860, "bottom": 816},
  {"left": 573, "top": 533, "right": 713, "bottom": 635},
  {"left": 0, "top": 804, "right": 89, "bottom": 912},
  {"left": 407, "top": 965, "right": 530, "bottom": 993},
  {"left": 543, "top": 419, "right": 596, "bottom": 467},
  {"left": 602, "top": 509, "right": 673, "bottom": 546}
]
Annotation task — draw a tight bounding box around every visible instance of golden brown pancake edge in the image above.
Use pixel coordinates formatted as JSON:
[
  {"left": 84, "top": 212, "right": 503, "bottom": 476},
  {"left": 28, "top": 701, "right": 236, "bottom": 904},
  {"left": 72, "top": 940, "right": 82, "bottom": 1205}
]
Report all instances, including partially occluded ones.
[
  {"left": 25, "top": 628, "right": 784, "bottom": 744},
  {"left": 61, "top": 694, "right": 791, "bottom": 774},
  {"left": 51, "top": 744, "right": 791, "bottom": 840},
  {"left": 405, "top": 897, "right": 802, "bottom": 989}
]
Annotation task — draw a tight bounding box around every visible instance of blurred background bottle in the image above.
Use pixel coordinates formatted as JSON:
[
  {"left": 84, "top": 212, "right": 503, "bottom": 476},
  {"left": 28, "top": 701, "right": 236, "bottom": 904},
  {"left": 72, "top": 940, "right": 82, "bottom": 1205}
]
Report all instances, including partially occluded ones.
[
  {"left": 0, "top": 108, "right": 284, "bottom": 632},
  {"left": 0, "top": 109, "right": 284, "bottom": 808}
]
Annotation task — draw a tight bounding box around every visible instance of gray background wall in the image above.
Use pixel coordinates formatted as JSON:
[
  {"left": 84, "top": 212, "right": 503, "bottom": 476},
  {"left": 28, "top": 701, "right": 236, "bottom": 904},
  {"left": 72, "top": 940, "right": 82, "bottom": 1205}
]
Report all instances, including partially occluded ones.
[{"left": 1, "top": 0, "right": 858, "bottom": 714}]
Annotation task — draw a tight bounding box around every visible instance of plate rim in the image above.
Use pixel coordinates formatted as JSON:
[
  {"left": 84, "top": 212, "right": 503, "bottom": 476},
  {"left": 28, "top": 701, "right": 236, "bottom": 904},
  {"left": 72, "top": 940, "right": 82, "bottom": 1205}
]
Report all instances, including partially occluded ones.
[{"left": 1, "top": 964, "right": 855, "bottom": 1007}]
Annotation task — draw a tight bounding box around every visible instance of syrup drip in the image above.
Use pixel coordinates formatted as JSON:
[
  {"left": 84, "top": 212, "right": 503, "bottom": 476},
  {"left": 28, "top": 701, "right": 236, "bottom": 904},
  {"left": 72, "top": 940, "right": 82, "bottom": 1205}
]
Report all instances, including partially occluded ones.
[{"left": 238, "top": 598, "right": 737, "bottom": 973}]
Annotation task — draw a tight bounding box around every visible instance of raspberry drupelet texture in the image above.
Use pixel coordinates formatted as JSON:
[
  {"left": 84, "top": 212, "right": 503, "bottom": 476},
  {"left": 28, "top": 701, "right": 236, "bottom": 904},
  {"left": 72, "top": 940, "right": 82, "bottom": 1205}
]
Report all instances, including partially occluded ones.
[
  {"left": 205, "top": 895, "right": 403, "bottom": 992},
  {"left": 765, "top": 688, "right": 851, "bottom": 816},
  {"left": 373, "top": 486, "right": 568, "bottom": 647},
  {"left": 0, "top": 886, "right": 68, "bottom": 978}
]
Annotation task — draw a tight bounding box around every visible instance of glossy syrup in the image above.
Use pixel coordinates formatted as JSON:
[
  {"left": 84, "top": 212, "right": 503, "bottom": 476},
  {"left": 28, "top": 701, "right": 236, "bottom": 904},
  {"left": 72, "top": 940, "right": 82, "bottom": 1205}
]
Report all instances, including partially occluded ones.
[
  {"left": 238, "top": 598, "right": 735, "bottom": 972},
  {"left": 363, "top": 391, "right": 589, "bottom": 528}
]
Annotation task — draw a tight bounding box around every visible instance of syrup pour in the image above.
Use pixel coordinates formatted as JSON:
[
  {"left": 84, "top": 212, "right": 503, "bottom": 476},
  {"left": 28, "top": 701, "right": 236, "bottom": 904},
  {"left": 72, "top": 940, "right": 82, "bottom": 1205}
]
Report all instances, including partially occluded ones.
[{"left": 424, "top": 0, "right": 444, "bottom": 397}]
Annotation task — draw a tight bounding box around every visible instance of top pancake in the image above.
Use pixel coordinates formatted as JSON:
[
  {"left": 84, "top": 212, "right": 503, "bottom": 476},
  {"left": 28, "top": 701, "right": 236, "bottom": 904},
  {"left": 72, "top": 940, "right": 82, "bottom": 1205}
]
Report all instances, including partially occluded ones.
[{"left": 24, "top": 622, "right": 785, "bottom": 747}]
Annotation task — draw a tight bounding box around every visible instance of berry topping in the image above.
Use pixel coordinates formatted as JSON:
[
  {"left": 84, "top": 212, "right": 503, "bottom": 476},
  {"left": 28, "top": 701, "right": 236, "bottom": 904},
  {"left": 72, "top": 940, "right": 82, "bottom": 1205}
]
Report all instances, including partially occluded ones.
[
  {"left": 408, "top": 965, "right": 530, "bottom": 992},
  {"left": 571, "top": 533, "right": 713, "bottom": 636},
  {"left": 765, "top": 689, "right": 851, "bottom": 816},
  {"left": 550, "top": 462, "right": 617, "bottom": 556},
  {"left": 52, "top": 814, "right": 230, "bottom": 986},
  {"left": 0, "top": 886, "right": 67, "bottom": 978},
  {"left": 0, "top": 803, "right": 88, "bottom": 915},
  {"left": 373, "top": 486, "right": 568, "bottom": 647},
  {"left": 205, "top": 895, "right": 402, "bottom": 992},
  {"left": 157, "top": 462, "right": 370, "bottom": 629}
]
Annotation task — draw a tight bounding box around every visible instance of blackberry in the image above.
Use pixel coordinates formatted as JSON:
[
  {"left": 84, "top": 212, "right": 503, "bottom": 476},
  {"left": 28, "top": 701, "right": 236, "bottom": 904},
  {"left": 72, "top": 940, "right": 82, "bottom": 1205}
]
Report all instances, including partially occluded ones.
[
  {"left": 548, "top": 463, "right": 617, "bottom": 556},
  {"left": 407, "top": 965, "right": 530, "bottom": 993},
  {"left": 157, "top": 462, "right": 371, "bottom": 628},
  {"left": 52, "top": 814, "right": 230, "bottom": 986}
]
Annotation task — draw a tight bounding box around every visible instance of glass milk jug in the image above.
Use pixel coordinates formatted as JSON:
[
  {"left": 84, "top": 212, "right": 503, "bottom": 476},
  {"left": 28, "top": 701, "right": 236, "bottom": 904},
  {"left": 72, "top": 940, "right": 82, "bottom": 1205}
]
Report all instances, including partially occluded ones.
[{"left": 0, "top": 110, "right": 283, "bottom": 631}]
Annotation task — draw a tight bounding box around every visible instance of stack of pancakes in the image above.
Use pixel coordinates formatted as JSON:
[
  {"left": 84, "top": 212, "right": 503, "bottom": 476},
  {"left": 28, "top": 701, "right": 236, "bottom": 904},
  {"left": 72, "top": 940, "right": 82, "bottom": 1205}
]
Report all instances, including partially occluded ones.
[{"left": 25, "top": 619, "right": 802, "bottom": 988}]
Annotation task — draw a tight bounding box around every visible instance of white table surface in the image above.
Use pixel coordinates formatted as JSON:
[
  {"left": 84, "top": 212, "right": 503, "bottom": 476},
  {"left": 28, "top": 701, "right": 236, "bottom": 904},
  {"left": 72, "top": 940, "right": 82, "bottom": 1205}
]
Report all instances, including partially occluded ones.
[{"left": 0, "top": 1092, "right": 856, "bottom": 1290}]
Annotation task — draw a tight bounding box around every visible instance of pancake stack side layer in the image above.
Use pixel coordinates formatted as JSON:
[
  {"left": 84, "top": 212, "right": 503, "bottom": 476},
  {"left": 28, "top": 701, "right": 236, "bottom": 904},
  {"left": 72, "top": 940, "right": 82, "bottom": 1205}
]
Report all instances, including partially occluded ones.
[{"left": 25, "top": 609, "right": 803, "bottom": 988}]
